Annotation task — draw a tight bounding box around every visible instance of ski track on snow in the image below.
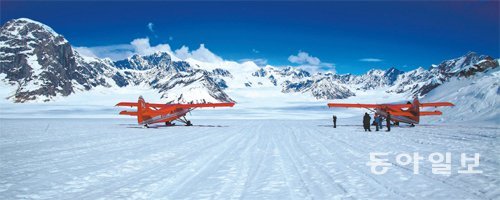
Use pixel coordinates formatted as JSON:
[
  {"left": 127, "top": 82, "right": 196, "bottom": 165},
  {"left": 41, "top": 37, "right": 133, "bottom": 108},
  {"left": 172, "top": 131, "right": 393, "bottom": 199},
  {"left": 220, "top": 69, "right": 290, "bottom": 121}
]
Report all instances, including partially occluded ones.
[{"left": 0, "top": 118, "right": 498, "bottom": 200}]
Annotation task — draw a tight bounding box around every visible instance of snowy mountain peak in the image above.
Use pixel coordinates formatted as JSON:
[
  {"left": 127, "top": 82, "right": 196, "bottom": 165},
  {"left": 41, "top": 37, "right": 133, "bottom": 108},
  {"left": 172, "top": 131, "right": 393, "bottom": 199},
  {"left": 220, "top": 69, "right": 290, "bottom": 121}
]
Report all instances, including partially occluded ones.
[
  {"left": 388, "top": 52, "right": 498, "bottom": 96},
  {"left": 115, "top": 52, "right": 172, "bottom": 70},
  {"left": 251, "top": 66, "right": 311, "bottom": 80},
  {"left": 0, "top": 18, "right": 113, "bottom": 102},
  {"left": 10, "top": 18, "right": 58, "bottom": 33},
  {"left": 383, "top": 67, "right": 404, "bottom": 85},
  {"left": 0, "top": 18, "right": 234, "bottom": 103},
  {"left": 415, "top": 67, "right": 426, "bottom": 73},
  {"left": 366, "top": 69, "right": 384, "bottom": 75},
  {"left": 0, "top": 18, "right": 498, "bottom": 107},
  {"left": 282, "top": 67, "right": 311, "bottom": 78},
  {"left": 0, "top": 18, "right": 67, "bottom": 45},
  {"left": 384, "top": 67, "right": 403, "bottom": 75},
  {"left": 432, "top": 51, "right": 489, "bottom": 75}
]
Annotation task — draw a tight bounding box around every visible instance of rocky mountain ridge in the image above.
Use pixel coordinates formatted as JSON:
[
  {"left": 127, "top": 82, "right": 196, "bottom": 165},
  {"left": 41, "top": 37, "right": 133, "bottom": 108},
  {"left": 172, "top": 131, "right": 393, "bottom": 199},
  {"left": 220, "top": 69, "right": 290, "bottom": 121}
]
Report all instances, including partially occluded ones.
[{"left": 0, "top": 18, "right": 498, "bottom": 103}]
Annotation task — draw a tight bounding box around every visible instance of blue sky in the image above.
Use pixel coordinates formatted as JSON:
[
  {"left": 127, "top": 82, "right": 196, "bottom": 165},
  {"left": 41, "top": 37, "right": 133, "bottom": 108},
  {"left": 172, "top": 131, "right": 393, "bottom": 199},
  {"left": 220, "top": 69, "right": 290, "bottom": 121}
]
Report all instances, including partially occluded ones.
[{"left": 1, "top": 1, "right": 499, "bottom": 74}]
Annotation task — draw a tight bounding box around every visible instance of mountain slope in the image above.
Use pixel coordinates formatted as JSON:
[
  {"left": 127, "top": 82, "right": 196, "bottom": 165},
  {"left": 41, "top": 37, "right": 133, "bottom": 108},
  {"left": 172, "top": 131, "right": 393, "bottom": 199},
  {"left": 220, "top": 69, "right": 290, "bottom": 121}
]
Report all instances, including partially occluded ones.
[
  {"left": 0, "top": 18, "right": 233, "bottom": 103},
  {"left": 421, "top": 66, "right": 499, "bottom": 125},
  {"left": 0, "top": 18, "right": 498, "bottom": 125},
  {"left": 0, "top": 18, "right": 116, "bottom": 102},
  {"left": 389, "top": 52, "right": 498, "bottom": 97}
]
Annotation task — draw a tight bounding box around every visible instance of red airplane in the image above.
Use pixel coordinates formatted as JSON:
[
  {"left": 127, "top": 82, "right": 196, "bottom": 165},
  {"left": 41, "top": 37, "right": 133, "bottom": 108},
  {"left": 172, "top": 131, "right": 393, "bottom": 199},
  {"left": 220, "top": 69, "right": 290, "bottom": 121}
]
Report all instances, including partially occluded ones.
[
  {"left": 327, "top": 98, "right": 454, "bottom": 125},
  {"left": 116, "top": 96, "right": 235, "bottom": 127}
]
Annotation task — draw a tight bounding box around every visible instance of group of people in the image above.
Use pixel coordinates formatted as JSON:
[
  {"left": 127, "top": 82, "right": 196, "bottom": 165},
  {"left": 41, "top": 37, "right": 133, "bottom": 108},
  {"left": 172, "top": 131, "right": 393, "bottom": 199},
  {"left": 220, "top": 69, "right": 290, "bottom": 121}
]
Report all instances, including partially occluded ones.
[
  {"left": 332, "top": 112, "right": 391, "bottom": 132},
  {"left": 363, "top": 112, "right": 391, "bottom": 132}
]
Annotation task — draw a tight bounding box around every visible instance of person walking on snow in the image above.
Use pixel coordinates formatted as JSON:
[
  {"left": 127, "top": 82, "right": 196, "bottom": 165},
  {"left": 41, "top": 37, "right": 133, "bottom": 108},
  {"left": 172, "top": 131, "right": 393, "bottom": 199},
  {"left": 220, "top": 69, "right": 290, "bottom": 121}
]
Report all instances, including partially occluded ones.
[
  {"left": 386, "top": 112, "right": 391, "bottom": 132},
  {"left": 374, "top": 113, "right": 380, "bottom": 131},
  {"left": 378, "top": 115, "right": 383, "bottom": 129},
  {"left": 333, "top": 115, "right": 337, "bottom": 128},
  {"left": 363, "top": 113, "right": 371, "bottom": 132}
]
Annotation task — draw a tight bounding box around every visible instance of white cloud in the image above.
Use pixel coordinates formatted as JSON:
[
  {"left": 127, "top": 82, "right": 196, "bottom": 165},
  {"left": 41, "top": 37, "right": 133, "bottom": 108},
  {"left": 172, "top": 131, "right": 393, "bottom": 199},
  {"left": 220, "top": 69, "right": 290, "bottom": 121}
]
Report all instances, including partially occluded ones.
[
  {"left": 74, "top": 38, "right": 223, "bottom": 63},
  {"left": 294, "top": 63, "right": 336, "bottom": 74},
  {"left": 252, "top": 49, "right": 260, "bottom": 53},
  {"left": 288, "top": 51, "right": 321, "bottom": 66},
  {"left": 74, "top": 44, "right": 135, "bottom": 60},
  {"left": 147, "top": 22, "right": 154, "bottom": 33},
  {"left": 173, "top": 44, "right": 223, "bottom": 63},
  {"left": 174, "top": 45, "right": 190, "bottom": 60},
  {"left": 74, "top": 40, "right": 335, "bottom": 74},
  {"left": 131, "top": 38, "right": 172, "bottom": 56},
  {"left": 74, "top": 38, "right": 260, "bottom": 66},
  {"left": 73, "top": 47, "right": 97, "bottom": 58},
  {"left": 321, "top": 62, "right": 335, "bottom": 69},
  {"left": 74, "top": 37, "right": 172, "bottom": 61},
  {"left": 147, "top": 22, "right": 158, "bottom": 38},
  {"left": 287, "top": 51, "right": 335, "bottom": 73},
  {"left": 238, "top": 58, "right": 268, "bottom": 66},
  {"left": 191, "top": 44, "right": 223, "bottom": 63},
  {"left": 359, "top": 58, "right": 383, "bottom": 62}
]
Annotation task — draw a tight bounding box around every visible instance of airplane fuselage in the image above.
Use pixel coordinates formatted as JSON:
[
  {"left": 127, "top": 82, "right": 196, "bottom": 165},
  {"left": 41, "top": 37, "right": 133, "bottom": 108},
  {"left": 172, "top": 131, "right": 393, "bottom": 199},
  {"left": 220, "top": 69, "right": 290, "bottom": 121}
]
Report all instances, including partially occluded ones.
[
  {"left": 374, "top": 108, "right": 419, "bottom": 124},
  {"left": 140, "top": 108, "right": 190, "bottom": 125}
]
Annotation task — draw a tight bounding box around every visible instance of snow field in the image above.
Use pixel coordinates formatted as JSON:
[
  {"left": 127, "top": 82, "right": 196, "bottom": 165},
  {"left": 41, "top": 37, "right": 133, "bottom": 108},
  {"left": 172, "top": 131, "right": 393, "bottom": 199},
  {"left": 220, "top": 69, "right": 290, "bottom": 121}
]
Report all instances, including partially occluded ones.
[{"left": 0, "top": 118, "right": 498, "bottom": 199}]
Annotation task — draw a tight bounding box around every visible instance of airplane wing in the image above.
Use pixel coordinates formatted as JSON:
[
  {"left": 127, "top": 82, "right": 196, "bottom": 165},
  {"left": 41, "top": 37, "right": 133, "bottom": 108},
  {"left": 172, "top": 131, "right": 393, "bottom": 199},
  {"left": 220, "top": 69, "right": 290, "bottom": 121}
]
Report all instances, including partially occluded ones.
[
  {"left": 419, "top": 111, "right": 443, "bottom": 116},
  {"left": 115, "top": 102, "right": 184, "bottom": 109},
  {"left": 327, "top": 103, "right": 383, "bottom": 108},
  {"left": 115, "top": 102, "right": 138, "bottom": 107},
  {"left": 116, "top": 102, "right": 235, "bottom": 109},
  {"left": 419, "top": 102, "right": 455, "bottom": 107},
  {"left": 169, "top": 102, "right": 235, "bottom": 109},
  {"left": 328, "top": 101, "right": 454, "bottom": 109},
  {"left": 327, "top": 103, "right": 411, "bottom": 109},
  {"left": 119, "top": 111, "right": 138, "bottom": 116}
]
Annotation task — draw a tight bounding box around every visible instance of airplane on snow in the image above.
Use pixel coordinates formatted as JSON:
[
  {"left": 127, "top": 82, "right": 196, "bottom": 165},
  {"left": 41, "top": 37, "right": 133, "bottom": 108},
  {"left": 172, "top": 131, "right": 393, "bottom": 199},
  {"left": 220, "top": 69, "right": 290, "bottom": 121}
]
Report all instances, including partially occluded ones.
[
  {"left": 116, "top": 96, "right": 235, "bottom": 127},
  {"left": 327, "top": 98, "right": 454, "bottom": 126}
]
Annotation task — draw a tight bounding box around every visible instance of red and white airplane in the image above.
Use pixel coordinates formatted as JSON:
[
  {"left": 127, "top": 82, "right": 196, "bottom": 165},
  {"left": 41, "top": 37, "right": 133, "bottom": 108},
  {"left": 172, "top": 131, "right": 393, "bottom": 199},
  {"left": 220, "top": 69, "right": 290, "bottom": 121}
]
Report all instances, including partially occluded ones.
[
  {"left": 327, "top": 98, "right": 454, "bottom": 125},
  {"left": 116, "top": 96, "right": 235, "bottom": 127}
]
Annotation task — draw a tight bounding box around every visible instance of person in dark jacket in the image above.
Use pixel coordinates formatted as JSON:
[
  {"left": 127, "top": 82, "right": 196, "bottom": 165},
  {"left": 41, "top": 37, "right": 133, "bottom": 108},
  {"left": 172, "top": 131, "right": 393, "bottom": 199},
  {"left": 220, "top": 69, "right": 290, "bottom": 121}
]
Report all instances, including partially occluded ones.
[
  {"left": 333, "top": 115, "right": 337, "bottom": 128},
  {"left": 363, "top": 113, "right": 371, "bottom": 132},
  {"left": 386, "top": 112, "right": 391, "bottom": 132},
  {"left": 378, "top": 116, "right": 384, "bottom": 129}
]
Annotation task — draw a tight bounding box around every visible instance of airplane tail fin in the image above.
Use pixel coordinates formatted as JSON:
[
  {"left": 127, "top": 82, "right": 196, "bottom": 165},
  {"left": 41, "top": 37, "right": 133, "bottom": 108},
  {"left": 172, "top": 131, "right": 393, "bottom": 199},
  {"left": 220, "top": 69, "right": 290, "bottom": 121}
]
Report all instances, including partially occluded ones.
[
  {"left": 410, "top": 97, "right": 421, "bottom": 123},
  {"left": 137, "top": 96, "right": 148, "bottom": 124}
]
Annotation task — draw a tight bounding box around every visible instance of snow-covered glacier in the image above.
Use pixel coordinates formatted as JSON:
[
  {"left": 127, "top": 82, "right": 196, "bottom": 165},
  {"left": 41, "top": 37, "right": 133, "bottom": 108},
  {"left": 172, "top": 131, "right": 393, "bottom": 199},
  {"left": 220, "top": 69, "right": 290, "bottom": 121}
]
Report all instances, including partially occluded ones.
[{"left": 0, "top": 118, "right": 498, "bottom": 199}]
